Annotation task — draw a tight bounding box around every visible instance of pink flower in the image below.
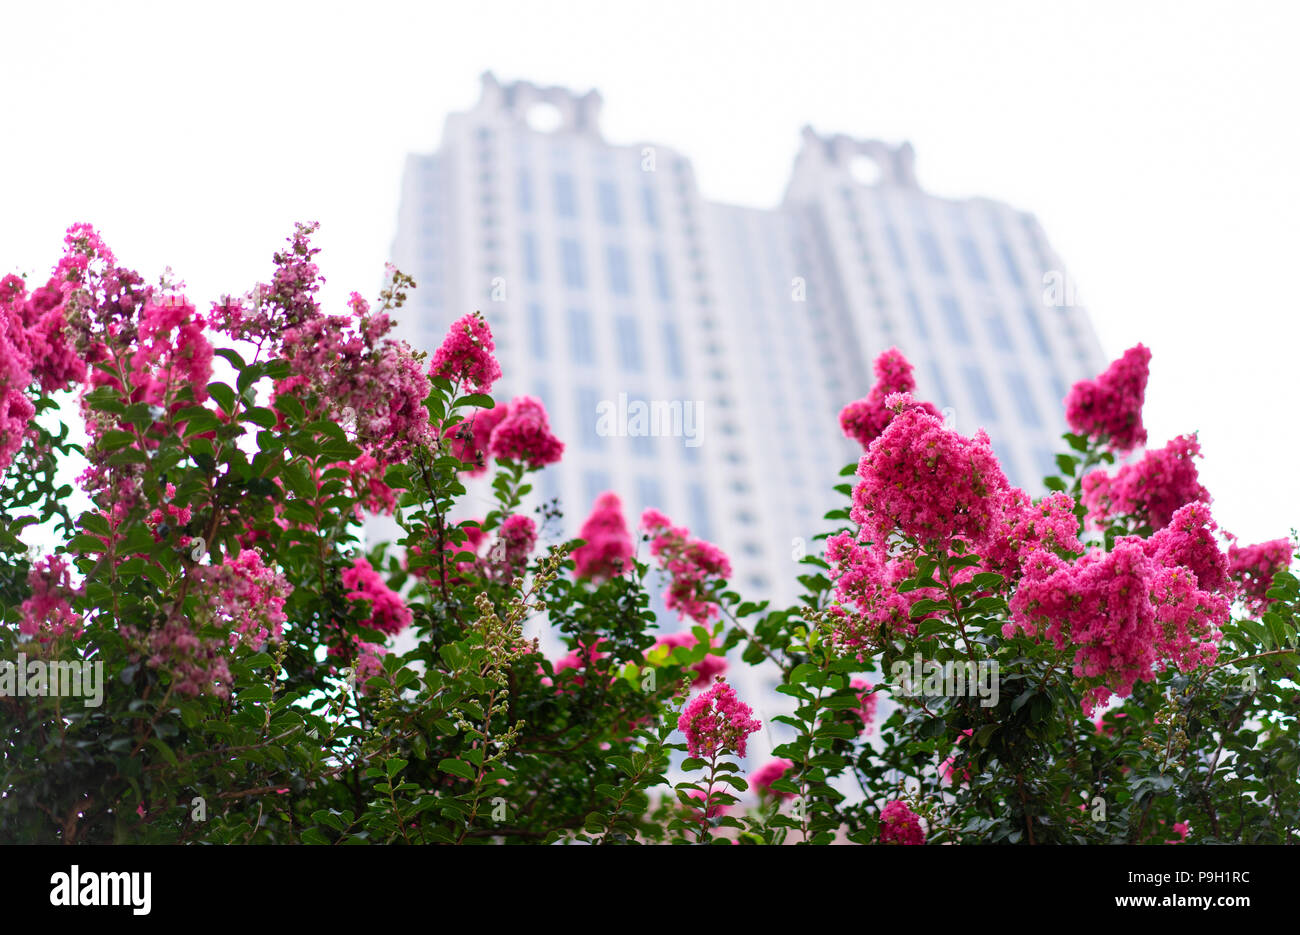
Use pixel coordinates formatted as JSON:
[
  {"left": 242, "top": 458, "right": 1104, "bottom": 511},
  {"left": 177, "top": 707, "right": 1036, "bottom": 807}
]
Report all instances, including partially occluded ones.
[
  {"left": 879, "top": 800, "right": 925, "bottom": 845},
  {"left": 201, "top": 548, "right": 292, "bottom": 648},
  {"left": 641, "top": 510, "right": 732, "bottom": 623},
  {"left": 430, "top": 311, "right": 502, "bottom": 394},
  {"left": 572, "top": 492, "right": 635, "bottom": 581},
  {"left": 488, "top": 396, "right": 564, "bottom": 468},
  {"left": 652, "top": 630, "right": 727, "bottom": 686},
  {"left": 1165, "top": 821, "right": 1190, "bottom": 844},
  {"left": 839, "top": 348, "right": 941, "bottom": 451},
  {"left": 938, "top": 729, "right": 974, "bottom": 786},
  {"left": 687, "top": 788, "right": 730, "bottom": 819},
  {"left": 1141, "top": 502, "right": 1229, "bottom": 592},
  {"left": 1065, "top": 344, "right": 1152, "bottom": 453},
  {"left": 1228, "top": 537, "right": 1292, "bottom": 616},
  {"left": 1006, "top": 537, "right": 1227, "bottom": 714},
  {"left": 678, "top": 678, "right": 761, "bottom": 760},
  {"left": 20, "top": 555, "right": 84, "bottom": 639},
  {"left": 1081, "top": 434, "right": 1210, "bottom": 533},
  {"left": 445, "top": 404, "right": 508, "bottom": 475},
  {"left": 850, "top": 678, "right": 878, "bottom": 734},
  {"left": 341, "top": 558, "right": 412, "bottom": 635},
  {"left": 495, "top": 514, "right": 537, "bottom": 567},
  {"left": 750, "top": 758, "right": 795, "bottom": 800},
  {"left": 851, "top": 400, "right": 1012, "bottom": 549},
  {"left": 981, "top": 489, "right": 1084, "bottom": 582}
]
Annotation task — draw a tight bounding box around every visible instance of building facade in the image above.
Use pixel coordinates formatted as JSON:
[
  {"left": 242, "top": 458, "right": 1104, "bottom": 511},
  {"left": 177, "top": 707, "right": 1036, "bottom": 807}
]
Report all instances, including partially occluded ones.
[{"left": 377, "top": 71, "right": 1108, "bottom": 641}]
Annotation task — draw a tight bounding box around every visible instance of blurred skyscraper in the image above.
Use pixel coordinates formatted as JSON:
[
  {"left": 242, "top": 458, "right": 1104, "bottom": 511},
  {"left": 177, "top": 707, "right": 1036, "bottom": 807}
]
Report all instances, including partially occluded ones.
[{"left": 377, "top": 71, "right": 1107, "bottom": 620}]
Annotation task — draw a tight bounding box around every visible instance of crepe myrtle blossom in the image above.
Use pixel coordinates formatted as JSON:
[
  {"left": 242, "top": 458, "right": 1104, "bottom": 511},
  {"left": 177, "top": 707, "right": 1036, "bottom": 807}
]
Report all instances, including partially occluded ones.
[
  {"left": 341, "top": 557, "right": 413, "bottom": 635},
  {"left": 851, "top": 393, "right": 1013, "bottom": 550},
  {"left": 20, "top": 555, "right": 84, "bottom": 640},
  {"left": 839, "top": 347, "right": 942, "bottom": 451},
  {"left": 879, "top": 799, "right": 926, "bottom": 845},
  {"left": 487, "top": 396, "right": 564, "bottom": 468},
  {"left": 651, "top": 630, "right": 727, "bottom": 686},
  {"left": 445, "top": 403, "right": 509, "bottom": 476},
  {"left": 429, "top": 311, "right": 502, "bottom": 395},
  {"left": 677, "top": 678, "right": 761, "bottom": 760},
  {"left": 572, "top": 492, "right": 636, "bottom": 581},
  {"left": 1007, "top": 536, "right": 1228, "bottom": 715},
  {"left": 1065, "top": 343, "right": 1152, "bottom": 453},
  {"left": 1081, "top": 434, "right": 1211, "bottom": 533},
  {"left": 494, "top": 514, "right": 537, "bottom": 568},
  {"left": 850, "top": 678, "right": 878, "bottom": 734},
  {"left": 1227, "top": 536, "right": 1293, "bottom": 615},
  {"left": 750, "top": 758, "right": 795, "bottom": 801},
  {"left": 641, "top": 509, "right": 732, "bottom": 624}
]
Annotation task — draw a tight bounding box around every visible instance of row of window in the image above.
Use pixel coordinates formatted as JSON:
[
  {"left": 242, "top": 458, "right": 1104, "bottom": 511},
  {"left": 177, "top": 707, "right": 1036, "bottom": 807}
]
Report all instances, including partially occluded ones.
[
  {"left": 520, "top": 233, "right": 673, "bottom": 301},
  {"left": 518, "top": 169, "right": 661, "bottom": 229},
  {"left": 524, "top": 303, "right": 686, "bottom": 377}
]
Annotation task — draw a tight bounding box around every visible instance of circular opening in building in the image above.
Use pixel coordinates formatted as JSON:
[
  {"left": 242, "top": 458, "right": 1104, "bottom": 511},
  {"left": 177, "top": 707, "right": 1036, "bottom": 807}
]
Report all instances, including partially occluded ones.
[
  {"left": 526, "top": 102, "right": 563, "bottom": 133},
  {"left": 848, "top": 154, "right": 882, "bottom": 186}
]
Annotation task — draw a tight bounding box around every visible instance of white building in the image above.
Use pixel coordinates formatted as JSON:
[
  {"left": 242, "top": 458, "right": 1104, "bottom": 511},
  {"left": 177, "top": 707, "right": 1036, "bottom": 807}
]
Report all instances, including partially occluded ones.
[{"left": 377, "top": 72, "right": 1108, "bottom": 684}]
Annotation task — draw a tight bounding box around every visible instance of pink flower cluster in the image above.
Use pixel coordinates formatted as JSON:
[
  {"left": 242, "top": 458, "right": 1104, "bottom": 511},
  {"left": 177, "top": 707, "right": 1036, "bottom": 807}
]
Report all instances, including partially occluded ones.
[
  {"left": 839, "top": 348, "right": 941, "bottom": 451},
  {"left": 572, "top": 492, "right": 635, "bottom": 581},
  {"left": 20, "top": 555, "right": 84, "bottom": 640},
  {"left": 979, "top": 489, "right": 1084, "bottom": 582},
  {"left": 652, "top": 630, "right": 727, "bottom": 686},
  {"left": 1065, "top": 344, "right": 1152, "bottom": 452},
  {"left": 1227, "top": 537, "right": 1292, "bottom": 615},
  {"left": 241, "top": 226, "right": 433, "bottom": 468},
  {"left": 445, "top": 404, "right": 509, "bottom": 475},
  {"left": 198, "top": 549, "right": 292, "bottom": 649},
  {"left": 751, "top": 758, "right": 795, "bottom": 800},
  {"left": 879, "top": 800, "right": 925, "bottom": 845},
  {"left": 342, "top": 558, "right": 413, "bottom": 635},
  {"left": 1007, "top": 506, "right": 1231, "bottom": 713},
  {"left": 495, "top": 514, "right": 537, "bottom": 568},
  {"left": 641, "top": 509, "right": 732, "bottom": 624},
  {"left": 327, "top": 635, "right": 388, "bottom": 693},
  {"left": 1081, "top": 434, "right": 1210, "bottom": 532},
  {"left": 850, "top": 396, "right": 1012, "bottom": 549},
  {"left": 338, "top": 452, "right": 399, "bottom": 517},
  {"left": 485, "top": 396, "right": 565, "bottom": 469},
  {"left": 850, "top": 678, "right": 878, "bottom": 734},
  {"left": 677, "top": 678, "right": 761, "bottom": 759},
  {"left": 825, "top": 534, "right": 944, "bottom": 645},
  {"left": 429, "top": 312, "right": 502, "bottom": 395},
  {"left": 0, "top": 267, "right": 91, "bottom": 470}
]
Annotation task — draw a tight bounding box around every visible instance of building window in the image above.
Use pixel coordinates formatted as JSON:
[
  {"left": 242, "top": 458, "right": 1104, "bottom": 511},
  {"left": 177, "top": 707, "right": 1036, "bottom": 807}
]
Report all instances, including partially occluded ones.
[
  {"left": 559, "top": 239, "right": 584, "bottom": 289},
  {"left": 517, "top": 168, "right": 533, "bottom": 213},
  {"left": 999, "top": 241, "right": 1024, "bottom": 287},
  {"left": 520, "top": 231, "right": 540, "bottom": 283},
  {"left": 905, "top": 289, "right": 928, "bottom": 339},
  {"left": 615, "top": 316, "right": 641, "bottom": 371},
  {"left": 688, "top": 482, "right": 712, "bottom": 541},
  {"left": 916, "top": 230, "right": 948, "bottom": 277},
  {"left": 662, "top": 321, "right": 685, "bottom": 378},
  {"left": 605, "top": 245, "right": 631, "bottom": 295},
  {"left": 597, "top": 180, "right": 621, "bottom": 225},
  {"left": 650, "top": 250, "right": 672, "bottom": 301},
  {"left": 885, "top": 225, "right": 908, "bottom": 269},
  {"left": 986, "top": 306, "right": 1014, "bottom": 351},
  {"left": 583, "top": 469, "right": 611, "bottom": 506},
  {"left": 636, "top": 476, "right": 663, "bottom": 514},
  {"left": 959, "top": 237, "right": 988, "bottom": 282},
  {"left": 576, "top": 387, "right": 603, "bottom": 451},
  {"left": 962, "top": 365, "right": 998, "bottom": 422},
  {"left": 938, "top": 294, "right": 970, "bottom": 344},
  {"left": 641, "top": 186, "right": 659, "bottom": 228},
  {"left": 1022, "top": 304, "right": 1051, "bottom": 356},
  {"left": 527, "top": 303, "right": 546, "bottom": 361},
  {"left": 1005, "top": 371, "right": 1042, "bottom": 427},
  {"left": 553, "top": 172, "right": 577, "bottom": 218},
  {"left": 567, "top": 308, "right": 594, "bottom": 365}
]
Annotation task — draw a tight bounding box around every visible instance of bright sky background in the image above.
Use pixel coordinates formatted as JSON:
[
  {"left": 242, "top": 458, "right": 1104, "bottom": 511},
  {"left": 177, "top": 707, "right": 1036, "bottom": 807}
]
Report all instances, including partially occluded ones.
[{"left": 3, "top": 0, "right": 1297, "bottom": 545}]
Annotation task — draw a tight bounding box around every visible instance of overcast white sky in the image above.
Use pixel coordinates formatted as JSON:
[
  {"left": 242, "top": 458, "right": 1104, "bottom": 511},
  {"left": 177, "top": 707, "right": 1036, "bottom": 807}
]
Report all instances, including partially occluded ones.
[{"left": 2, "top": 0, "right": 1297, "bottom": 545}]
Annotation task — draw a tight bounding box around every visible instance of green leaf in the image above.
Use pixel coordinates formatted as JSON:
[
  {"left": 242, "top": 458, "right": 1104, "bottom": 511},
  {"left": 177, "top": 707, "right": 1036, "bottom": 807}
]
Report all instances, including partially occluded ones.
[{"left": 438, "top": 758, "right": 476, "bottom": 781}]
